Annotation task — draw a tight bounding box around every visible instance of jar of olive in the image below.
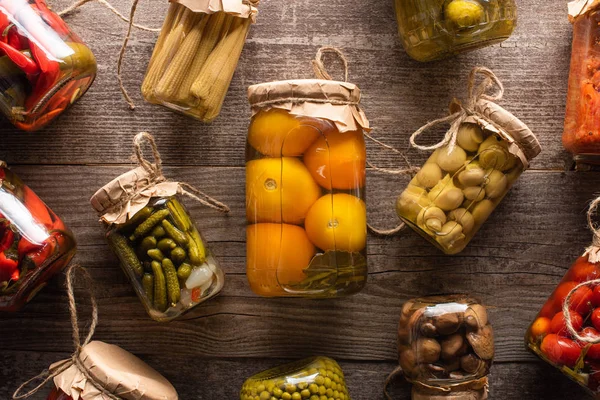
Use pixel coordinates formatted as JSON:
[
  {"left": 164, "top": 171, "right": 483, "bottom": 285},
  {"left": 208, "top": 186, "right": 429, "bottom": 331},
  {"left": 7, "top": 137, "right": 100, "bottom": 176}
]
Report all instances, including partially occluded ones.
[
  {"left": 241, "top": 356, "right": 351, "bottom": 400},
  {"left": 90, "top": 133, "right": 226, "bottom": 322},
  {"left": 395, "top": 0, "right": 517, "bottom": 62},
  {"left": 390, "top": 295, "right": 493, "bottom": 400},
  {"left": 396, "top": 91, "right": 541, "bottom": 254}
]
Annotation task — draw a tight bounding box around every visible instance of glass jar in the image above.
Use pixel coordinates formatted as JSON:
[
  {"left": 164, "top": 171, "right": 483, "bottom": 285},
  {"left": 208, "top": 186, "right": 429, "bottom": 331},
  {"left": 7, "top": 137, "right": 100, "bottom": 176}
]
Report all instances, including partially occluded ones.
[
  {"left": 398, "top": 295, "right": 493, "bottom": 399},
  {"left": 396, "top": 100, "right": 541, "bottom": 254},
  {"left": 102, "top": 196, "right": 224, "bottom": 322},
  {"left": 0, "top": 161, "right": 76, "bottom": 311},
  {"left": 141, "top": 1, "right": 256, "bottom": 122},
  {"left": 246, "top": 79, "right": 369, "bottom": 297},
  {"left": 240, "top": 356, "right": 351, "bottom": 400},
  {"left": 563, "top": 3, "right": 600, "bottom": 164},
  {"left": 395, "top": 0, "right": 517, "bottom": 62},
  {"left": 0, "top": 0, "right": 96, "bottom": 131},
  {"left": 526, "top": 255, "right": 600, "bottom": 396}
]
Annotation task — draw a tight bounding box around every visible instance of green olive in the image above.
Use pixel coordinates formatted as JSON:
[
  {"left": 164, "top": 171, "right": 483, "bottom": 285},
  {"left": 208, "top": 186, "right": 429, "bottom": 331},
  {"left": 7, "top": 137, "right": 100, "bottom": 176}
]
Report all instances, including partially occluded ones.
[
  {"left": 397, "top": 186, "right": 430, "bottom": 221},
  {"left": 448, "top": 208, "right": 475, "bottom": 235},
  {"left": 436, "top": 146, "right": 467, "bottom": 173},
  {"left": 444, "top": 0, "right": 485, "bottom": 29},
  {"left": 456, "top": 123, "right": 484, "bottom": 152},
  {"left": 463, "top": 186, "right": 485, "bottom": 202},
  {"left": 417, "top": 206, "right": 447, "bottom": 235},
  {"left": 471, "top": 199, "right": 495, "bottom": 225},
  {"left": 457, "top": 162, "right": 486, "bottom": 187},
  {"left": 417, "top": 163, "right": 443, "bottom": 188},
  {"left": 484, "top": 170, "right": 508, "bottom": 199},
  {"left": 436, "top": 221, "right": 465, "bottom": 249}
]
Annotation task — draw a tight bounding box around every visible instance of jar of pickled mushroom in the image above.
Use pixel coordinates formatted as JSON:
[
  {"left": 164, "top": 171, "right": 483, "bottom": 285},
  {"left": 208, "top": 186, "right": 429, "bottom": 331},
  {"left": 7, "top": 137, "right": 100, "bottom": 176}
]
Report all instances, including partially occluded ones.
[
  {"left": 396, "top": 68, "right": 541, "bottom": 254},
  {"left": 90, "top": 133, "right": 227, "bottom": 322},
  {"left": 41, "top": 341, "right": 178, "bottom": 400},
  {"left": 395, "top": 0, "right": 517, "bottom": 62},
  {"left": 562, "top": 1, "right": 600, "bottom": 165},
  {"left": 0, "top": 0, "right": 96, "bottom": 131},
  {"left": 141, "top": 0, "right": 257, "bottom": 122},
  {"left": 245, "top": 49, "right": 370, "bottom": 297},
  {"left": 388, "top": 296, "right": 493, "bottom": 400},
  {"left": 0, "top": 161, "right": 76, "bottom": 311},
  {"left": 241, "top": 356, "right": 351, "bottom": 400}
]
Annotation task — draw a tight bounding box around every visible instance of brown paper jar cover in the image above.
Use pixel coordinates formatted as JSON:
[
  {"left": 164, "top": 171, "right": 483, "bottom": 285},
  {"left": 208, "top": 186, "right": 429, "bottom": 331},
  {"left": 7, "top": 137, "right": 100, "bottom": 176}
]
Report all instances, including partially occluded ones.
[
  {"left": 569, "top": 0, "right": 600, "bottom": 19},
  {"left": 172, "top": 0, "right": 257, "bottom": 17},
  {"left": 52, "top": 341, "right": 178, "bottom": 400}
]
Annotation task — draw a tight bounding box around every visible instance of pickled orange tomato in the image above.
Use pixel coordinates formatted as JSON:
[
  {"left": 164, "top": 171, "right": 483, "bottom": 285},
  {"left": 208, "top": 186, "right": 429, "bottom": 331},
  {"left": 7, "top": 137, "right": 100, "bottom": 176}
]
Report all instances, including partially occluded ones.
[
  {"left": 303, "top": 129, "right": 366, "bottom": 190},
  {"left": 305, "top": 193, "right": 367, "bottom": 253},
  {"left": 248, "top": 109, "right": 324, "bottom": 157},
  {"left": 530, "top": 317, "right": 551, "bottom": 340},
  {"left": 246, "top": 223, "right": 316, "bottom": 294},
  {"left": 246, "top": 157, "right": 321, "bottom": 224}
]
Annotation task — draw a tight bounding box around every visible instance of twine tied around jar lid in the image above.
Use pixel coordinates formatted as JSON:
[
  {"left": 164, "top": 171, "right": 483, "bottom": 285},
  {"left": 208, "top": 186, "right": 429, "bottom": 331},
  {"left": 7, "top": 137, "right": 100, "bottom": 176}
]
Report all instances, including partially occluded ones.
[
  {"left": 563, "top": 197, "right": 600, "bottom": 343},
  {"left": 12, "top": 264, "right": 112, "bottom": 399}
]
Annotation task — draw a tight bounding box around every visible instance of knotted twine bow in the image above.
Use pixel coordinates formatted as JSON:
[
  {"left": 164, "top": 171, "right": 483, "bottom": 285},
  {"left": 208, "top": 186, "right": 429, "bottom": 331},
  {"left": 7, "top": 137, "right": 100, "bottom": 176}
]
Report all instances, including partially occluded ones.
[
  {"left": 130, "top": 131, "right": 230, "bottom": 215},
  {"left": 409, "top": 66, "right": 505, "bottom": 154},
  {"left": 564, "top": 197, "right": 600, "bottom": 343},
  {"left": 12, "top": 264, "right": 122, "bottom": 399}
]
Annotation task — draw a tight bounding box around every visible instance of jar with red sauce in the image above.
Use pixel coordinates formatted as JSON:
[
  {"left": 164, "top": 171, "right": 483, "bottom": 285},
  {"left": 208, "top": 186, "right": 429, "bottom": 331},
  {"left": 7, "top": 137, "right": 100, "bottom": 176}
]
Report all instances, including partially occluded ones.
[
  {"left": 0, "top": 161, "right": 76, "bottom": 311},
  {"left": 0, "top": 0, "right": 96, "bottom": 131},
  {"left": 562, "top": 1, "right": 600, "bottom": 165}
]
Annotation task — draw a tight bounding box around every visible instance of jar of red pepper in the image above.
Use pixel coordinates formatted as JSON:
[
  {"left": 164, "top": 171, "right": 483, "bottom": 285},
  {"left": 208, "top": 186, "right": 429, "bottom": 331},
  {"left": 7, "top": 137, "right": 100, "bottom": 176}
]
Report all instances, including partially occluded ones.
[
  {"left": 0, "top": 0, "right": 96, "bottom": 131},
  {"left": 0, "top": 161, "right": 76, "bottom": 311}
]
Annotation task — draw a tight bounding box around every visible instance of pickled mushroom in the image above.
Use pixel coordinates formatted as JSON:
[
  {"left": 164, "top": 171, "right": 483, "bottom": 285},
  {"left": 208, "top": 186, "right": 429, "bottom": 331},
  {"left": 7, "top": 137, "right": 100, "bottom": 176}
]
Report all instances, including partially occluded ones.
[
  {"left": 415, "top": 338, "right": 441, "bottom": 363},
  {"left": 467, "top": 324, "right": 495, "bottom": 360},
  {"left": 400, "top": 348, "right": 419, "bottom": 377},
  {"left": 437, "top": 146, "right": 468, "bottom": 173},
  {"left": 417, "top": 207, "right": 447, "bottom": 234},
  {"left": 441, "top": 333, "right": 465, "bottom": 361},
  {"left": 447, "top": 208, "right": 475, "bottom": 235},
  {"left": 463, "top": 186, "right": 485, "bottom": 203},
  {"left": 457, "top": 163, "right": 486, "bottom": 187},
  {"left": 484, "top": 170, "right": 508, "bottom": 199},
  {"left": 465, "top": 304, "right": 488, "bottom": 331},
  {"left": 436, "top": 221, "right": 465, "bottom": 249},
  {"left": 417, "top": 163, "right": 443, "bottom": 188},
  {"left": 432, "top": 311, "right": 462, "bottom": 335},
  {"left": 460, "top": 353, "right": 486, "bottom": 374},
  {"left": 444, "top": 0, "right": 485, "bottom": 29},
  {"left": 456, "top": 123, "right": 484, "bottom": 152},
  {"left": 396, "top": 186, "right": 430, "bottom": 221},
  {"left": 429, "top": 179, "right": 464, "bottom": 211},
  {"left": 478, "top": 136, "right": 510, "bottom": 170},
  {"left": 471, "top": 199, "right": 495, "bottom": 225}
]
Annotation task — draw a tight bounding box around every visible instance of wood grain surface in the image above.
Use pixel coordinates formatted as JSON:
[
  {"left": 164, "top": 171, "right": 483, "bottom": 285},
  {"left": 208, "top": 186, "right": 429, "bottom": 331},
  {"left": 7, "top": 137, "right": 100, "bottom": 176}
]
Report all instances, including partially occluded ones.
[{"left": 0, "top": 0, "right": 590, "bottom": 399}]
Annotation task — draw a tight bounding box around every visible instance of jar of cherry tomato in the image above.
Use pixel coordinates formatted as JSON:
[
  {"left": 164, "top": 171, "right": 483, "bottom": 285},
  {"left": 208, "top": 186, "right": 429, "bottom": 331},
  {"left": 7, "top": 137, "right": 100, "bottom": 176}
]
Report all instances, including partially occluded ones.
[
  {"left": 43, "top": 341, "right": 178, "bottom": 400},
  {"left": 0, "top": 0, "right": 96, "bottom": 131},
  {"left": 562, "top": 1, "right": 600, "bottom": 165},
  {"left": 0, "top": 161, "right": 76, "bottom": 311},
  {"left": 387, "top": 295, "right": 493, "bottom": 400},
  {"left": 526, "top": 254, "right": 600, "bottom": 396},
  {"left": 246, "top": 58, "right": 371, "bottom": 297}
]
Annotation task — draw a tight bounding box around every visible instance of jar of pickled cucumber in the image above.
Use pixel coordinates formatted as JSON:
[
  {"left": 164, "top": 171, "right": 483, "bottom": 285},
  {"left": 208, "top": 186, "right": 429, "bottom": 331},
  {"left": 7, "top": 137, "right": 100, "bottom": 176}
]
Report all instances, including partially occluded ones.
[
  {"left": 241, "top": 356, "right": 351, "bottom": 400},
  {"left": 397, "top": 98, "right": 541, "bottom": 254},
  {"left": 395, "top": 0, "right": 517, "bottom": 62},
  {"left": 90, "top": 133, "right": 227, "bottom": 321},
  {"left": 246, "top": 70, "right": 371, "bottom": 297},
  {"left": 563, "top": 1, "right": 600, "bottom": 165},
  {"left": 393, "top": 295, "right": 493, "bottom": 399},
  {"left": 42, "top": 341, "right": 178, "bottom": 400},
  {"left": 141, "top": 0, "right": 257, "bottom": 122},
  {"left": 0, "top": 161, "right": 76, "bottom": 311},
  {"left": 0, "top": 0, "right": 96, "bottom": 131}
]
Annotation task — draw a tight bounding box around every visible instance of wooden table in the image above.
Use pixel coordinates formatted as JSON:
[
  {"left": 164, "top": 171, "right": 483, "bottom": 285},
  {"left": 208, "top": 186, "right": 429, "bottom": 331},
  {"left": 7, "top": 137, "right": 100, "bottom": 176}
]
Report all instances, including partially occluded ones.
[{"left": 0, "top": 0, "right": 592, "bottom": 398}]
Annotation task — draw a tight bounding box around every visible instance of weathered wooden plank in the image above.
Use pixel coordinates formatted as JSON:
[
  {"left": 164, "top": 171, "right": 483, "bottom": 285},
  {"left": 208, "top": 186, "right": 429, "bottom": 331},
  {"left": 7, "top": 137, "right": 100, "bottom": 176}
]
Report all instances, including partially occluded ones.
[
  {"left": 0, "top": 351, "right": 591, "bottom": 400},
  {"left": 0, "top": 0, "right": 573, "bottom": 170}
]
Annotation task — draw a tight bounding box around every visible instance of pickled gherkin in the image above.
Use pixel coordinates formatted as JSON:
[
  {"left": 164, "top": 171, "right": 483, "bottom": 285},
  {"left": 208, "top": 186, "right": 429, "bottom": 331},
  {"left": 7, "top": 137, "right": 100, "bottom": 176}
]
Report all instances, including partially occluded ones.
[
  {"left": 240, "top": 357, "right": 351, "bottom": 400},
  {"left": 395, "top": 0, "right": 517, "bottom": 62},
  {"left": 100, "top": 196, "right": 225, "bottom": 322}
]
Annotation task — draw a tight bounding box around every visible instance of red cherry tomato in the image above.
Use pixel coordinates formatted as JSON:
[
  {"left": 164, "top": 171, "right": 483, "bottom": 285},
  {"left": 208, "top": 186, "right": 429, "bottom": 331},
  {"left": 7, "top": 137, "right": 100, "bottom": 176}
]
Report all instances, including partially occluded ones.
[
  {"left": 550, "top": 310, "right": 583, "bottom": 336},
  {"left": 539, "top": 300, "right": 558, "bottom": 319},
  {"left": 568, "top": 256, "right": 600, "bottom": 282},
  {"left": 579, "top": 327, "right": 600, "bottom": 360},
  {"left": 569, "top": 286, "right": 594, "bottom": 316},
  {"left": 592, "top": 286, "right": 600, "bottom": 307},
  {"left": 592, "top": 309, "right": 600, "bottom": 331},
  {"left": 554, "top": 281, "right": 578, "bottom": 309},
  {"left": 588, "top": 361, "right": 600, "bottom": 392},
  {"left": 541, "top": 334, "right": 582, "bottom": 367}
]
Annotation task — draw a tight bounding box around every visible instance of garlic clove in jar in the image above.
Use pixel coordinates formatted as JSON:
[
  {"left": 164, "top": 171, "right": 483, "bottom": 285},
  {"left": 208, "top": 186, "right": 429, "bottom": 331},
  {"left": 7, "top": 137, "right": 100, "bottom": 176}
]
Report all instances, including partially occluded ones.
[
  {"left": 463, "top": 186, "right": 485, "bottom": 203},
  {"left": 397, "top": 186, "right": 430, "bottom": 221},
  {"left": 484, "top": 170, "right": 508, "bottom": 199},
  {"left": 456, "top": 123, "right": 484, "bottom": 152},
  {"left": 447, "top": 208, "right": 475, "bottom": 235},
  {"left": 457, "top": 162, "right": 486, "bottom": 187},
  {"left": 478, "top": 135, "right": 510, "bottom": 170},
  {"left": 417, "top": 163, "right": 443, "bottom": 188},
  {"left": 417, "top": 206, "right": 447, "bottom": 235},
  {"left": 436, "top": 221, "right": 465, "bottom": 248},
  {"left": 471, "top": 199, "right": 495, "bottom": 225},
  {"left": 436, "top": 146, "right": 467, "bottom": 173}
]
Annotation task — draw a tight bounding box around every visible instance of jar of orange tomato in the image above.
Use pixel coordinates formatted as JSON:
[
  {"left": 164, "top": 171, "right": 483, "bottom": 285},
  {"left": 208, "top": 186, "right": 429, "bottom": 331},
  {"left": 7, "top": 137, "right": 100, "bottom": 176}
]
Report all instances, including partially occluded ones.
[{"left": 245, "top": 73, "right": 370, "bottom": 297}]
